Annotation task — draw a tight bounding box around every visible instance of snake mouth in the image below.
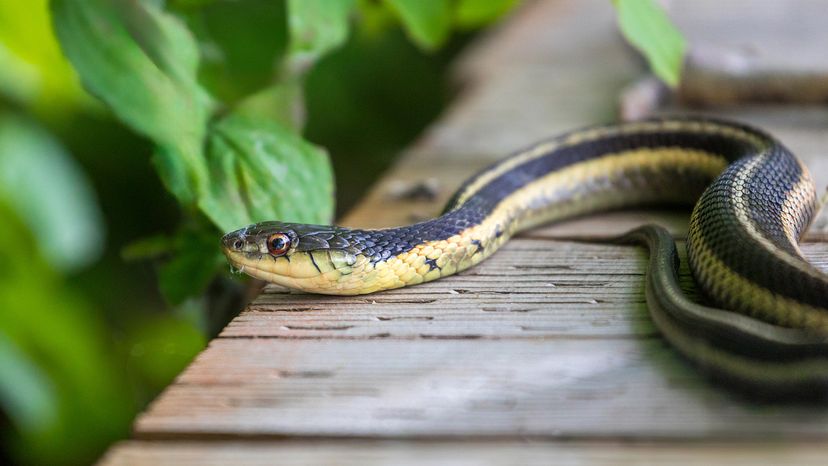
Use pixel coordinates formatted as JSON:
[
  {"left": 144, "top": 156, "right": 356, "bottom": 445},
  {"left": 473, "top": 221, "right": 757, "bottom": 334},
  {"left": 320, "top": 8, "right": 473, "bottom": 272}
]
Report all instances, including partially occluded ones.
[
  {"left": 222, "top": 242, "right": 374, "bottom": 294},
  {"left": 221, "top": 248, "right": 252, "bottom": 274},
  {"left": 222, "top": 247, "right": 309, "bottom": 290},
  {"left": 223, "top": 245, "right": 357, "bottom": 284}
]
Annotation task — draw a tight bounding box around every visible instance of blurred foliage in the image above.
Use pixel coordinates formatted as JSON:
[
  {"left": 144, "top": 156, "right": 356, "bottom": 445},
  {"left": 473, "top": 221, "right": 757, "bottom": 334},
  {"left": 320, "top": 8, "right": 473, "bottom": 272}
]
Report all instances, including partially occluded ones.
[
  {"left": 0, "top": 0, "right": 94, "bottom": 117},
  {"left": 384, "top": 0, "right": 452, "bottom": 49},
  {"left": 0, "top": 0, "right": 686, "bottom": 464},
  {"left": 0, "top": 0, "right": 511, "bottom": 464},
  {"left": 0, "top": 201, "right": 134, "bottom": 464},
  {"left": 287, "top": 0, "right": 354, "bottom": 72},
  {"left": 613, "top": 0, "right": 686, "bottom": 87},
  {"left": 304, "top": 21, "right": 465, "bottom": 213},
  {"left": 53, "top": 0, "right": 526, "bottom": 307},
  {"left": 0, "top": 114, "right": 103, "bottom": 272},
  {"left": 53, "top": 0, "right": 214, "bottom": 208}
]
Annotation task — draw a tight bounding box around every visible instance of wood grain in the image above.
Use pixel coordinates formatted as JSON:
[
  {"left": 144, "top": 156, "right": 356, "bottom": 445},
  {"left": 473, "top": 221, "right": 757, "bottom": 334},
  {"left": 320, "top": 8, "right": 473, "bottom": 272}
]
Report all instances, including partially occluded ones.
[
  {"left": 136, "top": 331, "right": 828, "bottom": 440},
  {"left": 219, "top": 241, "right": 827, "bottom": 340},
  {"left": 671, "top": 0, "right": 828, "bottom": 105},
  {"left": 100, "top": 440, "right": 828, "bottom": 466}
]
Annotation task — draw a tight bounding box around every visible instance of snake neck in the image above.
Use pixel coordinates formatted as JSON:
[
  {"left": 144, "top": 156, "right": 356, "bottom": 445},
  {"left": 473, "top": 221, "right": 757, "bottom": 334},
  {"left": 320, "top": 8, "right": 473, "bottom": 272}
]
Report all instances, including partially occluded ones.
[{"left": 321, "top": 118, "right": 779, "bottom": 295}]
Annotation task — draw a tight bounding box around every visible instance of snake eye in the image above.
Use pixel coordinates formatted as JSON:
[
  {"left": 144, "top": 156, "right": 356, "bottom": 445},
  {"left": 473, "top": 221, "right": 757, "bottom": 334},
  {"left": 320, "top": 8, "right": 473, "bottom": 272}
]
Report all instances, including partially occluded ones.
[{"left": 266, "top": 233, "right": 291, "bottom": 256}]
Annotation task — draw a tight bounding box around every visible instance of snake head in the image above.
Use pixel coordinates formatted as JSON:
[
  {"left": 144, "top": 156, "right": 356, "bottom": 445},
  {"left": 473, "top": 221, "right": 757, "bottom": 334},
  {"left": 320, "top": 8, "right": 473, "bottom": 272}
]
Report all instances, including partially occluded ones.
[{"left": 221, "top": 221, "right": 367, "bottom": 293}]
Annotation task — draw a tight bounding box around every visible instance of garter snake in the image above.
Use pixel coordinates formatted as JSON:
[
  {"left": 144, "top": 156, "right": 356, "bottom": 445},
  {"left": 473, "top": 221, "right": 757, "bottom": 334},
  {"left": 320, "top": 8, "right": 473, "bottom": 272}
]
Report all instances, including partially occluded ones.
[{"left": 222, "top": 117, "right": 828, "bottom": 396}]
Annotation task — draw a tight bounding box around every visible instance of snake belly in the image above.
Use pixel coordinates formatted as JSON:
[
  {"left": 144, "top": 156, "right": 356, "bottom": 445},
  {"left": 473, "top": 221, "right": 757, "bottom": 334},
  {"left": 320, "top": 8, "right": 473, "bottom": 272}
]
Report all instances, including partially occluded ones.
[{"left": 222, "top": 117, "right": 828, "bottom": 395}]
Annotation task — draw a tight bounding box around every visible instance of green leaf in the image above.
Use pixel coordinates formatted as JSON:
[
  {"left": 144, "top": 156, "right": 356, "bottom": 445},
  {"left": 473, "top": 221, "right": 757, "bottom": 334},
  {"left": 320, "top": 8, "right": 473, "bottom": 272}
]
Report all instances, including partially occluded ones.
[
  {"left": 0, "top": 113, "right": 104, "bottom": 271},
  {"left": 199, "top": 113, "right": 335, "bottom": 232},
  {"left": 382, "top": 0, "right": 451, "bottom": 50},
  {"left": 613, "top": 0, "right": 686, "bottom": 87},
  {"left": 454, "top": 0, "right": 517, "bottom": 29},
  {"left": 235, "top": 79, "right": 305, "bottom": 132},
  {"left": 52, "top": 0, "right": 213, "bottom": 204},
  {"left": 287, "top": 0, "right": 355, "bottom": 73}
]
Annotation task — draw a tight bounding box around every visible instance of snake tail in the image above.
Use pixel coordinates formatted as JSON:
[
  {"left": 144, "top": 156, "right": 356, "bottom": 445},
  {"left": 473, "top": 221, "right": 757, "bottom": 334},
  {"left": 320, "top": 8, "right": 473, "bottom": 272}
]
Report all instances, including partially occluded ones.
[{"left": 618, "top": 225, "right": 828, "bottom": 398}]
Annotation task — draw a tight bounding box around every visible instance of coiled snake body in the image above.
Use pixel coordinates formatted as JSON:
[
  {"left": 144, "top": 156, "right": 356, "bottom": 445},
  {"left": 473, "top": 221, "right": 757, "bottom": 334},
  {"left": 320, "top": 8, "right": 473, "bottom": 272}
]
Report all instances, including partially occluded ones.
[{"left": 222, "top": 117, "right": 828, "bottom": 396}]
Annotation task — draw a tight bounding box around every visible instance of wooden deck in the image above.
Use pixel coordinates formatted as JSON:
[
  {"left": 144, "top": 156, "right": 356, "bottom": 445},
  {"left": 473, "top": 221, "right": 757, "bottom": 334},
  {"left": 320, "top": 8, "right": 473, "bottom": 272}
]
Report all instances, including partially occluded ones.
[{"left": 101, "top": 1, "right": 828, "bottom": 464}]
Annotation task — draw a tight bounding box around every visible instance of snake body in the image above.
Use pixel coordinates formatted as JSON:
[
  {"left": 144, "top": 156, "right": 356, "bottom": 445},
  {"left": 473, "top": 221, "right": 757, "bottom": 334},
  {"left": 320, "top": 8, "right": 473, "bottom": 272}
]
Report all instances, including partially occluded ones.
[{"left": 222, "top": 117, "right": 828, "bottom": 395}]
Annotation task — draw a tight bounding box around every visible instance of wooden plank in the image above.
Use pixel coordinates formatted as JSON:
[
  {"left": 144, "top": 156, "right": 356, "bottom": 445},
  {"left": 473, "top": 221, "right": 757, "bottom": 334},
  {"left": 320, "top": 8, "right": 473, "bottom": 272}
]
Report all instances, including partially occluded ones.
[
  {"left": 136, "top": 329, "right": 828, "bottom": 439},
  {"left": 219, "top": 241, "right": 827, "bottom": 340},
  {"left": 222, "top": 240, "right": 661, "bottom": 340},
  {"left": 99, "top": 440, "right": 828, "bottom": 466},
  {"left": 672, "top": 0, "right": 828, "bottom": 105}
]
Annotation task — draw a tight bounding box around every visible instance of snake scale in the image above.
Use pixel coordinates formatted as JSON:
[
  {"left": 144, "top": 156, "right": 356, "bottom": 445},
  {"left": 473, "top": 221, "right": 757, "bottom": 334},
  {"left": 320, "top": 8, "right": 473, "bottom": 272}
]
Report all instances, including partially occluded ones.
[{"left": 222, "top": 117, "right": 828, "bottom": 397}]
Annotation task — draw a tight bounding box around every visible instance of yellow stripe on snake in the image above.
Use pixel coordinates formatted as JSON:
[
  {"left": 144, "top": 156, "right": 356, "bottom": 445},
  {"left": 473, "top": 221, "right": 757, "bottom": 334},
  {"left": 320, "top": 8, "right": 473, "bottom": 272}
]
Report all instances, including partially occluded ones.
[{"left": 222, "top": 117, "right": 828, "bottom": 398}]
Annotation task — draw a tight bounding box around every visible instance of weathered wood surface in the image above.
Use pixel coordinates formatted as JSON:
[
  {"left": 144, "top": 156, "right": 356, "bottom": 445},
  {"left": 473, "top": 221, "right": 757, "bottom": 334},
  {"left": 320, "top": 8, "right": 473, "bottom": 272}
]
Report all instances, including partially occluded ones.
[
  {"left": 674, "top": 0, "right": 828, "bottom": 105},
  {"left": 216, "top": 242, "right": 826, "bottom": 340},
  {"left": 102, "top": 0, "right": 828, "bottom": 464},
  {"left": 100, "top": 440, "right": 828, "bottom": 466}
]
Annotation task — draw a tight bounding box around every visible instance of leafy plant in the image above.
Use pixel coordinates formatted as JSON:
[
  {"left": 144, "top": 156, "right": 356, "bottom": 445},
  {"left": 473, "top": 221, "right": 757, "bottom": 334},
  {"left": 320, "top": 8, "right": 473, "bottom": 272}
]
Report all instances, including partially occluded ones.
[{"left": 50, "top": 0, "right": 528, "bottom": 304}]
